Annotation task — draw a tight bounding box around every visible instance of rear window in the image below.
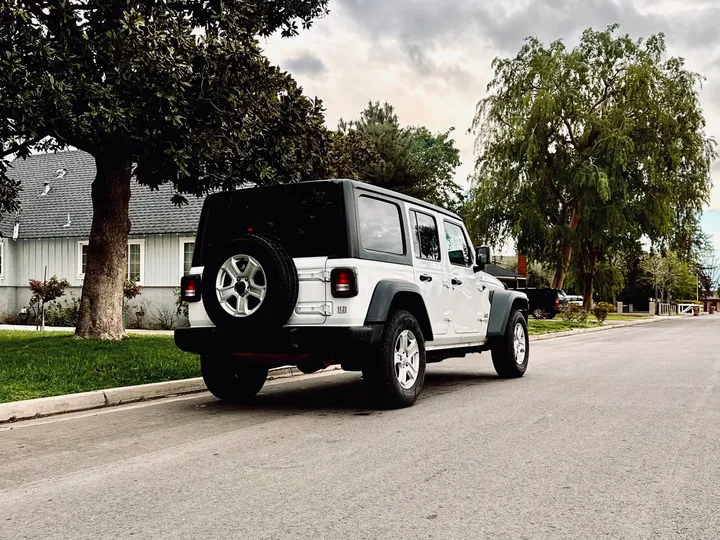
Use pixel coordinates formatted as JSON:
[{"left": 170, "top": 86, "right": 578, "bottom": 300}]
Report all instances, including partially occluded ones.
[
  {"left": 358, "top": 196, "right": 404, "bottom": 255},
  {"left": 194, "top": 182, "right": 346, "bottom": 263}
]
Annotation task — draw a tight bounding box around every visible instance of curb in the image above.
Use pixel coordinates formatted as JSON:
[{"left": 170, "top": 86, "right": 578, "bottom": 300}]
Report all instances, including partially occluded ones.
[
  {"left": 0, "top": 365, "right": 337, "bottom": 424},
  {"left": 0, "top": 316, "right": 678, "bottom": 424},
  {"left": 530, "top": 316, "right": 667, "bottom": 342}
]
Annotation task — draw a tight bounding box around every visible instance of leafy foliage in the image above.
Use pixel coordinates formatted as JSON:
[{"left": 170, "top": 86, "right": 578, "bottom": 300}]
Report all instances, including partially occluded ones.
[
  {"left": 335, "top": 102, "right": 462, "bottom": 209},
  {"left": 123, "top": 280, "right": 143, "bottom": 301},
  {"left": 560, "top": 303, "right": 588, "bottom": 323},
  {"left": 0, "top": 0, "right": 330, "bottom": 338},
  {"left": 592, "top": 302, "right": 616, "bottom": 324},
  {"left": 29, "top": 276, "right": 70, "bottom": 305},
  {"left": 45, "top": 296, "right": 81, "bottom": 327},
  {"left": 0, "top": 0, "right": 331, "bottom": 199},
  {"left": 641, "top": 251, "right": 697, "bottom": 303},
  {"left": 29, "top": 276, "right": 70, "bottom": 329},
  {"left": 470, "top": 25, "right": 715, "bottom": 307}
]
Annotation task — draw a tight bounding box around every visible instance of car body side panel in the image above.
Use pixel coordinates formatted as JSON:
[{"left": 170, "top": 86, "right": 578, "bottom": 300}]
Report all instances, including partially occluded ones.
[{"left": 487, "top": 289, "right": 529, "bottom": 336}]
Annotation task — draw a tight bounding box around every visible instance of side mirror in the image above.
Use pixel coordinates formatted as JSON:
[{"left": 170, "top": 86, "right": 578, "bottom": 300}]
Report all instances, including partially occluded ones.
[{"left": 475, "top": 246, "right": 491, "bottom": 271}]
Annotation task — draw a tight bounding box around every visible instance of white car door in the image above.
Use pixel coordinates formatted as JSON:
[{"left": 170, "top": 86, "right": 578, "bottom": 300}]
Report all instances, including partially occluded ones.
[
  {"left": 408, "top": 207, "right": 450, "bottom": 337},
  {"left": 443, "top": 220, "right": 482, "bottom": 335}
]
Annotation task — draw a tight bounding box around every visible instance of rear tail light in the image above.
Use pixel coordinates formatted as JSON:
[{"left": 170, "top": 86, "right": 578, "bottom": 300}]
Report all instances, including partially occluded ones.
[
  {"left": 331, "top": 268, "right": 358, "bottom": 298},
  {"left": 555, "top": 298, "right": 560, "bottom": 307},
  {"left": 181, "top": 274, "right": 202, "bottom": 302}
]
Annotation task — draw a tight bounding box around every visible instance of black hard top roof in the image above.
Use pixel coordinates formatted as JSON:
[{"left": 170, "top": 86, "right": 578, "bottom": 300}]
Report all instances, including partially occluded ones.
[{"left": 206, "top": 179, "right": 463, "bottom": 221}]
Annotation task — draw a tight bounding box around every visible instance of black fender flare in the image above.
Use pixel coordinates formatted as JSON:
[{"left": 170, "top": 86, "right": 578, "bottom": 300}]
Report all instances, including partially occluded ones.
[
  {"left": 487, "top": 289, "right": 529, "bottom": 336},
  {"left": 365, "top": 280, "right": 434, "bottom": 341}
]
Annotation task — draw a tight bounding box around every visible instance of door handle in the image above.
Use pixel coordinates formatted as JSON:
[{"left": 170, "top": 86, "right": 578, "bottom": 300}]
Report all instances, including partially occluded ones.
[
  {"left": 419, "top": 274, "right": 433, "bottom": 283},
  {"left": 451, "top": 278, "right": 463, "bottom": 286}
]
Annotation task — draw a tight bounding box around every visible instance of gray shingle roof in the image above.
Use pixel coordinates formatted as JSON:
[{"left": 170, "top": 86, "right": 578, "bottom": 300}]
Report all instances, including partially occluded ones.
[
  {"left": 485, "top": 263, "right": 525, "bottom": 279},
  {"left": 0, "top": 151, "right": 205, "bottom": 239}
]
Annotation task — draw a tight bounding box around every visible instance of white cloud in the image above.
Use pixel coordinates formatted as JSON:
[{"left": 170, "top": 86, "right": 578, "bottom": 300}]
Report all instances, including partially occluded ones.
[{"left": 262, "top": 0, "right": 720, "bottom": 205}]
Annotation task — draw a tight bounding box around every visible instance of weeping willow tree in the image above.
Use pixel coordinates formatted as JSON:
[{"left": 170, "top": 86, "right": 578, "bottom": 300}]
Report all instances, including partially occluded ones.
[{"left": 470, "top": 25, "right": 715, "bottom": 309}]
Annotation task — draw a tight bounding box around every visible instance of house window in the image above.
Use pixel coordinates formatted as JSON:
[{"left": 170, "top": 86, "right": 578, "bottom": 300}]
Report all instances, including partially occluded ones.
[
  {"left": 78, "top": 241, "right": 89, "bottom": 277},
  {"left": 128, "top": 242, "right": 142, "bottom": 283},
  {"left": 78, "top": 239, "right": 145, "bottom": 283},
  {"left": 180, "top": 237, "right": 195, "bottom": 277}
]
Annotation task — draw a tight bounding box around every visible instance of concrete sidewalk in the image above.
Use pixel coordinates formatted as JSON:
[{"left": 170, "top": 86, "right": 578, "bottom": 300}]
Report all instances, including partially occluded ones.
[{"left": 0, "top": 324, "right": 174, "bottom": 335}]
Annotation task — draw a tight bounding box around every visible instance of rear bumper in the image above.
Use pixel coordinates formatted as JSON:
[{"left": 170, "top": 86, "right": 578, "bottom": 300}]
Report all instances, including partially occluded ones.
[{"left": 174, "top": 325, "right": 382, "bottom": 356}]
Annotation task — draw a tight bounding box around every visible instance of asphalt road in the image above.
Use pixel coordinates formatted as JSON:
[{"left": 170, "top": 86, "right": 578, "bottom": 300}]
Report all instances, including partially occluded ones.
[{"left": 2, "top": 316, "right": 719, "bottom": 539}]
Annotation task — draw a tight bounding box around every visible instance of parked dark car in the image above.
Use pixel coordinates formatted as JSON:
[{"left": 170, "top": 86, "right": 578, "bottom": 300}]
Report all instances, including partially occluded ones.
[{"left": 522, "top": 288, "right": 569, "bottom": 319}]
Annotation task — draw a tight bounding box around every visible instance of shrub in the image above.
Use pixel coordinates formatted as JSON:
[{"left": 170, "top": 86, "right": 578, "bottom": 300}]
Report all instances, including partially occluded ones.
[
  {"left": 124, "top": 280, "right": 143, "bottom": 301},
  {"left": 174, "top": 287, "right": 189, "bottom": 319},
  {"left": 125, "top": 300, "right": 149, "bottom": 329},
  {"left": 45, "top": 295, "right": 81, "bottom": 327},
  {"left": 29, "top": 276, "right": 70, "bottom": 329},
  {"left": 674, "top": 299, "right": 703, "bottom": 305},
  {"left": 153, "top": 303, "right": 177, "bottom": 330},
  {"left": 592, "top": 302, "right": 616, "bottom": 324},
  {"left": 561, "top": 303, "right": 582, "bottom": 322},
  {"left": 0, "top": 312, "right": 31, "bottom": 325}
]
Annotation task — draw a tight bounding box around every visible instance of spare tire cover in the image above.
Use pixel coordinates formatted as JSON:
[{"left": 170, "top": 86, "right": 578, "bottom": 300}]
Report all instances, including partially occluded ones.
[{"left": 201, "top": 235, "right": 299, "bottom": 331}]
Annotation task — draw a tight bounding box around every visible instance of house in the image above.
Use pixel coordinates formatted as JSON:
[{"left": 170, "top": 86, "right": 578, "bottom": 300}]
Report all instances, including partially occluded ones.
[
  {"left": 0, "top": 151, "right": 204, "bottom": 320},
  {"left": 484, "top": 263, "right": 527, "bottom": 289}
]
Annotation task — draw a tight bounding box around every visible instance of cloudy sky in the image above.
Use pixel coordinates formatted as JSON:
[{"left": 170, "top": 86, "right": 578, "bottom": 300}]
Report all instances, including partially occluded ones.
[{"left": 262, "top": 0, "right": 720, "bottom": 252}]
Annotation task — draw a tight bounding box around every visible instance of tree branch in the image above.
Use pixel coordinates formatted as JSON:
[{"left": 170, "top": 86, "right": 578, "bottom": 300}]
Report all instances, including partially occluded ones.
[{"left": 1, "top": 136, "right": 44, "bottom": 159}]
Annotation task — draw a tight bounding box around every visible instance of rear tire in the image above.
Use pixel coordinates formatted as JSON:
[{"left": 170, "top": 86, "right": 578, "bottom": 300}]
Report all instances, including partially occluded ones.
[
  {"left": 362, "top": 310, "right": 426, "bottom": 409},
  {"left": 201, "top": 355, "right": 269, "bottom": 402},
  {"left": 491, "top": 309, "right": 529, "bottom": 379}
]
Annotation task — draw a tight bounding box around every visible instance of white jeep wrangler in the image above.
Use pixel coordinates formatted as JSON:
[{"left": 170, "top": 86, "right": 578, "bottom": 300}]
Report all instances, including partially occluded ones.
[{"left": 175, "top": 180, "right": 529, "bottom": 408}]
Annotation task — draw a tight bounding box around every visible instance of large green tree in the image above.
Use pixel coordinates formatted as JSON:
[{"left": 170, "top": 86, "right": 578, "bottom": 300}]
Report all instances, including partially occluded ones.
[
  {"left": 0, "top": 0, "right": 329, "bottom": 339},
  {"left": 470, "top": 25, "right": 715, "bottom": 309},
  {"left": 337, "top": 102, "right": 462, "bottom": 210}
]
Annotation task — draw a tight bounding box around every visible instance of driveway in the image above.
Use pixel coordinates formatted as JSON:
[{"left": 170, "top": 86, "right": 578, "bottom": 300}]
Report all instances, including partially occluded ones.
[{"left": 1, "top": 316, "right": 719, "bottom": 539}]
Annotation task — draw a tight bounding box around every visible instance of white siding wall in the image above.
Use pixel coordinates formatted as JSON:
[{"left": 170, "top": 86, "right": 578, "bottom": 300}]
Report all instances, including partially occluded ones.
[
  {"left": 0, "top": 233, "right": 194, "bottom": 317},
  {"left": 2, "top": 234, "right": 192, "bottom": 288},
  {"left": 11, "top": 237, "right": 82, "bottom": 286},
  {"left": 144, "top": 233, "right": 186, "bottom": 287}
]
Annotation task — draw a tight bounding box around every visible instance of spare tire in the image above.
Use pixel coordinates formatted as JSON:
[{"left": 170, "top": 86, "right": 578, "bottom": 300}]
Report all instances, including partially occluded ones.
[{"left": 201, "top": 235, "right": 299, "bottom": 331}]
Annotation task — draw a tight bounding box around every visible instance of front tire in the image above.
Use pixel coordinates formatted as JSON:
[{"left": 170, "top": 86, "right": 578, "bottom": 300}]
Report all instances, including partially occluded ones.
[
  {"left": 362, "top": 310, "right": 426, "bottom": 409},
  {"left": 532, "top": 309, "right": 545, "bottom": 320},
  {"left": 201, "top": 355, "right": 269, "bottom": 402},
  {"left": 491, "top": 309, "right": 529, "bottom": 379}
]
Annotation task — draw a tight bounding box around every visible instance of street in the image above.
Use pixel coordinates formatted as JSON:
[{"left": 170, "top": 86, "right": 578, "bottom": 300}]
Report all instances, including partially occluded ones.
[{"left": 1, "top": 316, "right": 719, "bottom": 539}]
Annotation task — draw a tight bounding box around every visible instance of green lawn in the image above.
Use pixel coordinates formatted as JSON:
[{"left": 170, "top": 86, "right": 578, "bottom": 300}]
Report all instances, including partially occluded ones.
[
  {"left": 528, "top": 312, "right": 653, "bottom": 335},
  {"left": 528, "top": 320, "right": 596, "bottom": 335},
  {"left": 0, "top": 331, "right": 200, "bottom": 403},
  {"left": 605, "top": 313, "right": 652, "bottom": 321}
]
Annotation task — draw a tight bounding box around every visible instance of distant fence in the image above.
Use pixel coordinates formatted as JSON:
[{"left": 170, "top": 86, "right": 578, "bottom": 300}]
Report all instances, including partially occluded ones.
[{"left": 655, "top": 303, "right": 703, "bottom": 316}]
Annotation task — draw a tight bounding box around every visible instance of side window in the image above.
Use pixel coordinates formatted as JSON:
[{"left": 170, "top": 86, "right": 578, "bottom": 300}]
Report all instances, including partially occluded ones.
[
  {"left": 410, "top": 211, "right": 440, "bottom": 261},
  {"left": 444, "top": 221, "right": 473, "bottom": 267},
  {"left": 358, "top": 196, "right": 404, "bottom": 255}
]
